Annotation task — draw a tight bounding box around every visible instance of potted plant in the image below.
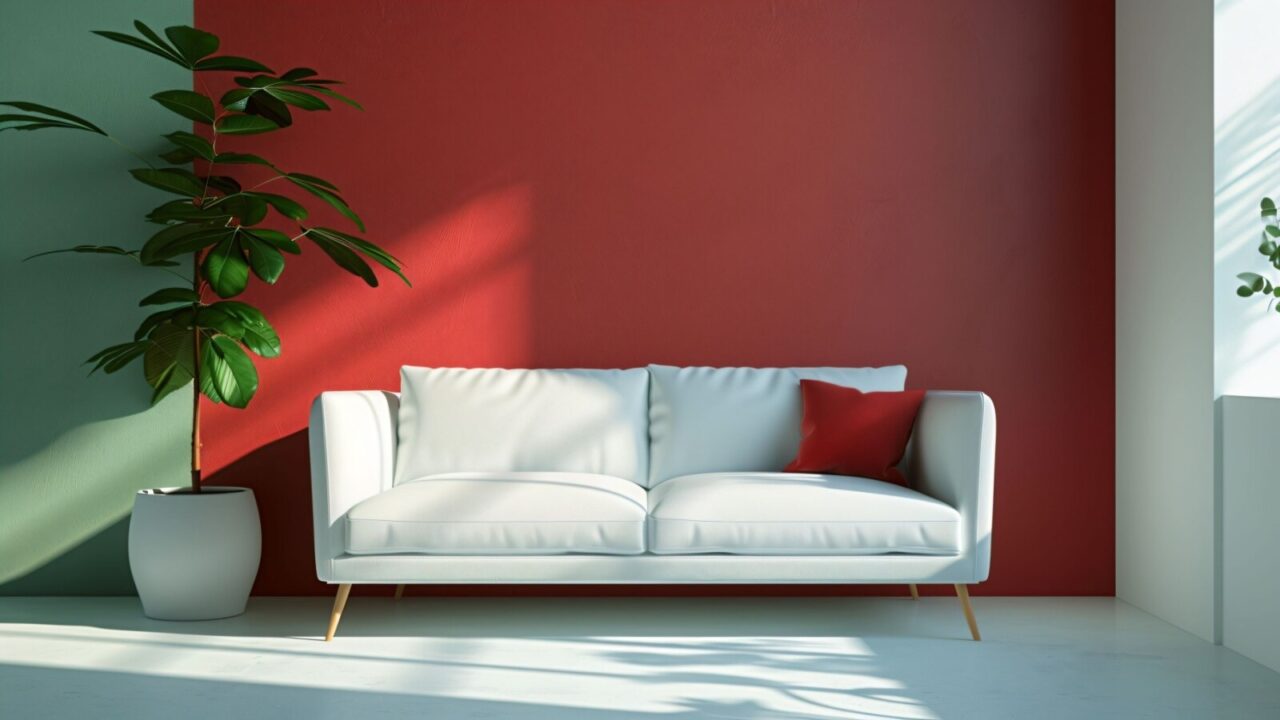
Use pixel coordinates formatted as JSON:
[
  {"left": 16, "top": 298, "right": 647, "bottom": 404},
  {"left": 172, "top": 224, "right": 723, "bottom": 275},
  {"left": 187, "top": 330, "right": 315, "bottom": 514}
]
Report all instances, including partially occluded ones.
[
  {"left": 2, "top": 21, "right": 408, "bottom": 620},
  {"left": 1237, "top": 198, "right": 1280, "bottom": 309}
]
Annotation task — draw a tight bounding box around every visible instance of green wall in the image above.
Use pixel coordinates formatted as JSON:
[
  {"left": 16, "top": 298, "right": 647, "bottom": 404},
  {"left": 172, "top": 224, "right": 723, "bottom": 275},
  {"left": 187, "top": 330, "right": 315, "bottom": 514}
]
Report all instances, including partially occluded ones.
[{"left": 0, "top": 0, "right": 192, "bottom": 594}]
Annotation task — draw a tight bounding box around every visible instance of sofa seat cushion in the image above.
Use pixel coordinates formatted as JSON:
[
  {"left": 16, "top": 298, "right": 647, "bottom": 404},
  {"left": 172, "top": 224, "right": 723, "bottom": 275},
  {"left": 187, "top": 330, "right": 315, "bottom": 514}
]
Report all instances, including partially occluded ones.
[
  {"left": 647, "top": 472, "right": 961, "bottom": 555},
  {"left": 346, "top": 472, "right": 648, "bottom": 555}
]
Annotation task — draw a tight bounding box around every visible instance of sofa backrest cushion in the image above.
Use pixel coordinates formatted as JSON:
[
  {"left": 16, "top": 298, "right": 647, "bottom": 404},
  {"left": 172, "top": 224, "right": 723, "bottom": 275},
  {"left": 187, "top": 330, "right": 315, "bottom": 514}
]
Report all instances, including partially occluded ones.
[
  {"left": 647, "top": 365, "right": 908, "bottom": 486},
  {"left": 396, "top": 367, "right": 650, "bottom": 486}
]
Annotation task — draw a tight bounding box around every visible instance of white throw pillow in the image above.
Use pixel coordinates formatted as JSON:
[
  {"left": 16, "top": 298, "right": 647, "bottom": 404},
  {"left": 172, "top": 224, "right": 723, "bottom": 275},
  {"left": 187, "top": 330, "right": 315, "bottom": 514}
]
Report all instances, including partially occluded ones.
[
  {"left": 396, "top": 367, "right": 650, "bottom": 485},
  {"left": 647, "top": 364, "right": 907, "bottom": 486}
]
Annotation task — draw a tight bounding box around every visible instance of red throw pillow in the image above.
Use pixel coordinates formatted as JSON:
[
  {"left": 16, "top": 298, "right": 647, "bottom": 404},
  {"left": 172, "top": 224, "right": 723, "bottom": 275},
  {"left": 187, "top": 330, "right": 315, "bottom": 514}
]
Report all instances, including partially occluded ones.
[{"left": 785, "top": 380, "right": 925, "bottom": 485}]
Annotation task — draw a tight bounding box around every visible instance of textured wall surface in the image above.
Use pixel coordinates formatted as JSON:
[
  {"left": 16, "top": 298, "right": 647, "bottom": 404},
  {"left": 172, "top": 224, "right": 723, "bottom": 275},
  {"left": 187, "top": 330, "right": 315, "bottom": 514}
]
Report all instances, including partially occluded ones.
[
  {"left": 0, "top": 0, "right": 192, "bottom": 594},
  {"left": 1115, "top": 0, "right": 1215, "bottom": 640},
  {"left": 196, "top": 0, "right": 1115, "bottom": 596},
  {"left": 4, "top": 0, "right": 1116, "bottom": 595}
]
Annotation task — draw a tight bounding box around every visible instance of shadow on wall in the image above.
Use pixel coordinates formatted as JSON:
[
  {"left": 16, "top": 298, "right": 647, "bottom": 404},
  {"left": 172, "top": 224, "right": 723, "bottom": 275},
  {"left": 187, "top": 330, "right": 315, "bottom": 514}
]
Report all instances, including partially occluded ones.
[
  {"left": 195, "top": 0, "right": 1114, "bottom": 598},
  {"left": 0, "top": 0, "right": 192, "bottom": 591},
  {"left": 1216, "top": 76, "right": 1280, "bottom": 395},
  {"left": 9, "top": 0, "right": 1117, "bottom": 596}
]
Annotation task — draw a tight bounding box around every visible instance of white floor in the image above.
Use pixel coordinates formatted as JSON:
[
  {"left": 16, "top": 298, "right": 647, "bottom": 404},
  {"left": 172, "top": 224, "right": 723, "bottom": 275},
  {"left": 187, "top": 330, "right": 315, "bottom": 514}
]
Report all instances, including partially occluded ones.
[{"left": 1, "top": 596, "right": 1277, "bottom": 719}]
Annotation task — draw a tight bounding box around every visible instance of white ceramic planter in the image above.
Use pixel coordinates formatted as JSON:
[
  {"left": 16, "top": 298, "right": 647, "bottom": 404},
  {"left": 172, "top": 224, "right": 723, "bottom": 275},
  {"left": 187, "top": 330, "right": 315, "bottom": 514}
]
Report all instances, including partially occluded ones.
[{"left": 129, "top": 486, "right": 261, "bottom": 620}]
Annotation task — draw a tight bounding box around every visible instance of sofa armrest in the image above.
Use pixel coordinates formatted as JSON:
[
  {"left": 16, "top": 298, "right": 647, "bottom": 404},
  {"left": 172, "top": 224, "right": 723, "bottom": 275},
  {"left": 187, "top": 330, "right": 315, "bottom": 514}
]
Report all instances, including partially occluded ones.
[
  {"left": 903, "top": 391, "right": 996, "bottom": 581},
  {"left": 309, "top": 390, "right": 399, "bottom": 581}
]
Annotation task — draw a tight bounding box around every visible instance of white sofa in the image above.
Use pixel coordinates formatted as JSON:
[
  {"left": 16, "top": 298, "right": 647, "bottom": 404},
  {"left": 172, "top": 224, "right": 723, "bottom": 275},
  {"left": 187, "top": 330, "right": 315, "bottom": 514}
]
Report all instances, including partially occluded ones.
[{"left": 309, "top": 365, "right": 996, "bottom": 640}]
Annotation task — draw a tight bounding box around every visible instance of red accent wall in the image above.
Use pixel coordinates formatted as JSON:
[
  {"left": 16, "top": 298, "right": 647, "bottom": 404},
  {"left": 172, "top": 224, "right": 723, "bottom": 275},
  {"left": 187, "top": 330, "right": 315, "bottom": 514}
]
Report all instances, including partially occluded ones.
[{"left": 196, "top": 0, "right": 1115, "bottom": 596}]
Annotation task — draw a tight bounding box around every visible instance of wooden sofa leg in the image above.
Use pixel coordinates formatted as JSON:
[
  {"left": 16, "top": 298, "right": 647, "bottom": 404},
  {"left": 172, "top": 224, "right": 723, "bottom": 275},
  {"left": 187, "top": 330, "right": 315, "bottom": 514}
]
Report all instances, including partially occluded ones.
[
  {"left": 394, "top": 584, "right": 405, "bottom": 601},
  {"left": 954, "top": 584, "right": 981, "bottom": 641},
  {"left": 325, "top": 583, "right": 352, "bottom": 642},
  {"left": 908, "top": 583, "right": 920, "bottom": 600}
]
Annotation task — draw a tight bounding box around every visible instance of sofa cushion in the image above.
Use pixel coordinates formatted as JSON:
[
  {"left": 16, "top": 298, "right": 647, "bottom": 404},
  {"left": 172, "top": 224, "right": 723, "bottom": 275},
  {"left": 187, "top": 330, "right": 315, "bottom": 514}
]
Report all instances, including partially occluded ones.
[
  {"left": 346, "top": 472, "right": 647, "bottom": 555},
  {"left": 395, "top": 367, "right": 649, "bottom": 486},
  {"left": 785, "top": 381, "right": 925, "bottom": 484},
  {"left": 647, "top": 472, "right": 960, "bottom": 555},
  {"left": 646, "top": 365, "right": 908, "bottom": 485}
]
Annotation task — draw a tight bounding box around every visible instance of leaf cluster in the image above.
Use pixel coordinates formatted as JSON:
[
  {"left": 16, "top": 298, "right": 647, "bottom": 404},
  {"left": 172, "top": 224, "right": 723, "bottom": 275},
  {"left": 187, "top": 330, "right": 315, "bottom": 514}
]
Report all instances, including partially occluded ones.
[{"left": 5, "top": 21, "right": 409, "bottom": 410}]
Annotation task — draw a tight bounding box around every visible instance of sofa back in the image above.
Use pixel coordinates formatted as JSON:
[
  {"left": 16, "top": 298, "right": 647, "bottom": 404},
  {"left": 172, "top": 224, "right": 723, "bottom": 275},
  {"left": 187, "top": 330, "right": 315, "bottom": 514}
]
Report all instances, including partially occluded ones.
[
  {"left": 394, "top": 367, "right": 650, "bottom": 485},
  {"left": 393, "top": 364, "right": 907, "bottom": 488},
  {"left": 646, "top": 365, "right": 907, "bottom": 485}
]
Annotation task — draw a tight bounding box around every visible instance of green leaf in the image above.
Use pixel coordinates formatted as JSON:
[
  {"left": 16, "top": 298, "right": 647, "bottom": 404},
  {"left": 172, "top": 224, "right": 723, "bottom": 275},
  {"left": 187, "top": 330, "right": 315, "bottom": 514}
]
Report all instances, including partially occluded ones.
[
  {"left": 199, "top": 345, "right": 224, "bottom": 405},
  {"left": 195, "top": 55, "right": 274, "bottom": 73},
  {"left": 287, "top": 175, "right": 364, "bottom": 231},
  {"left": 243, "top": 234, "right": 286, "bottom": 283},
  {"left": 251, "top": 192, "right": 307, "bottom": 221},
  {"left": 244, "top": 228, "right": 301, "bottom": 254},
  {"left": 203, "top": 334, "right": 258, "bottom": 408},
  {"left": 215, "top": 114, "right": 280, "bottom": 135},
  {"left": 235, "top": 74, "right": 280, "bottom": 89},
  {"left": 299, "top": 85, "right": 363, "bottom": 111},
  {"left": 25, "top": 245, "right": 136, "bottom": 262},
  {"left": 91, "top": 29, "right": 188, "bottom": 67},
  {"left": 196, "top": 305, "right": 245, "bottom": 339},
  {"left": 144, "top": 322, "right": 197, "bottom": 405},
  {"left": 202, "top": 235, "right": 251, "bottom": 298},
  {"left": 221, "top": 195, "right": 268, "bottom": 226},
  {"left": 134, "top": 307, "right": 190, "bottom": 341},
  {"left": 130, "top": 167, "right": 205, "bottom": 197},
  {"left": 131, "top": 21, "right": 184, "bottom": 58},
  {"left": 205, "top": 175, "right": 242, "bottom": 195},
  {"left": 280, "top": 67, "right": 318, "bottom": 81},
  {"left": 0, "top": 101, "right": 105, "bottom": 134},
  {"left": 146, "top": 200, "right": 231, "bottom": 225},
  {"left": 308, "top": 226, "right": 409, "bottom": 286},
  {"left": 0, "top": 121, "right": 88, "bottom": 132},
  {"left": 140, "top": 287, "right": 201, "bottom": 306},
  {"left": 86, "top": 341, "right": 148, "bottom": 375},
  {"left": 159, "top": 147, "right": 197, "bottom": 165},
  {"left": 287, "top": 172, "right": 339, "bottom": 191},
  {"left": 266, "top": 88, "right": 329, "bottom": 111},
  {"left": 212, "top": 152, "right": 278, "bottom": 171},
  {"left": 308, "top": 230, "right": 378, "bottom": 287},
  {"left": 103, "top": 342, "right": 150, "bottom": 374},
  {"left": 86, "top": 342, "right": 137, "bottom": 365},
  {"left": 211, "top": 301, "right": 280, "bottom": 357},
  {"left": 0, "top": 114, "right": 81, "bottom": 131},
  {"left": 164, "top": 131, "right": 214, "bottom": 161},
  {"left": 1262, "top": 198, "right": 1277, "bottom": 218},
  {"left": 1238, "top": 286, "right": 1255, "bottom": 297},
  {"left": 219, "top": 88, "right": 256, "bottom": 112},
  {"left": 141, "top": 224, "right": 229, "bottom": 264},
  {"left": 152, "top": 90, "right": 214, "bottom": 124},
  {"left": 245, "top": 92, "right": 293, "bottom": 127},
  {"left": 163, "top": 25, "right": 220, "bottom": 64}
]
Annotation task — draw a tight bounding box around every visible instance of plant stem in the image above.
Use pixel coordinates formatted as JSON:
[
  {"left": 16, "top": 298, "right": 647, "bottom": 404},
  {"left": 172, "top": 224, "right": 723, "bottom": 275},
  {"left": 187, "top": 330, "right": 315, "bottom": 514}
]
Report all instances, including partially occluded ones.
[
  {"left": 190, "top": 95, "right": 220, "bottom": 494},
  {"left": 191, "top": 252, "right": 203, "bottom": 493}
]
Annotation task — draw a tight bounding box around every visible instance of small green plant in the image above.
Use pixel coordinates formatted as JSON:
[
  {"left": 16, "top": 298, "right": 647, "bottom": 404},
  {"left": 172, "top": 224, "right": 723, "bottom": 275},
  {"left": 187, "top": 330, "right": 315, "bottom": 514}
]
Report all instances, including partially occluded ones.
[
  {"left": 1, "top": 21, "right": 409, "bottom": 491},
  {"left": 1237, "top": 198, "right": 1280, "bottom": 309}
]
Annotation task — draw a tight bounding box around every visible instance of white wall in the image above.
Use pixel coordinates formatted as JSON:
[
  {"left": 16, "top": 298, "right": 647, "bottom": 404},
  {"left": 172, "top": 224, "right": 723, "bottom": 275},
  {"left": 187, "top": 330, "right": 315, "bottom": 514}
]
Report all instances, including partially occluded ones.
[
  {"left": 1215, "top": 0, "right": 1280, "bottom": 398},
  {"left": 1116, "top": 0, "right": 1217, "bottom": 642},
  {"left": 1219, "top": 396, "right": 1280, "bottom": 673},
  {"left": 1213, "top": 0, "right": 1280, "bottom": 674}
]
